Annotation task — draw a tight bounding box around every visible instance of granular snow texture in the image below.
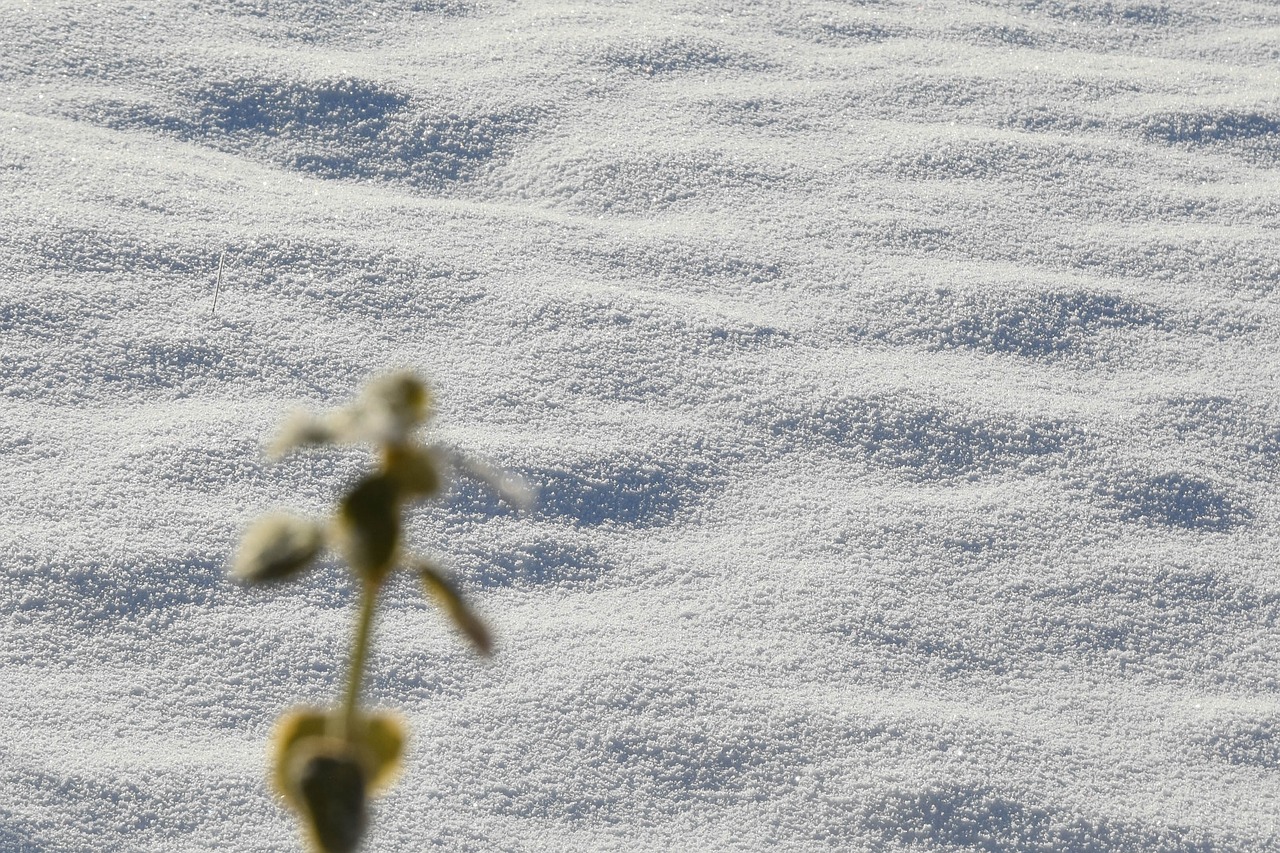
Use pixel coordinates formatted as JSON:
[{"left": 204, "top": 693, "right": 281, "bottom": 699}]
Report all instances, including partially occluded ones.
[{"left": 2, "top": 0, "right": 1279, "bottom": 850}]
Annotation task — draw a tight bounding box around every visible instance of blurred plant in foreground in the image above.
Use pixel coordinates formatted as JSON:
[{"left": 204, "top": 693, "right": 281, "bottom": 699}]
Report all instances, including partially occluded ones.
[{"left": 233, "top": 372, "right": 527, "bottom": 853}]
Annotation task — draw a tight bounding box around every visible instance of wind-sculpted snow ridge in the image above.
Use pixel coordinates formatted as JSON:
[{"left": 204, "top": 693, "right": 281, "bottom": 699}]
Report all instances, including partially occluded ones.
[{"left": 3, "top": 0, "right": 1280, "bottom": 850}]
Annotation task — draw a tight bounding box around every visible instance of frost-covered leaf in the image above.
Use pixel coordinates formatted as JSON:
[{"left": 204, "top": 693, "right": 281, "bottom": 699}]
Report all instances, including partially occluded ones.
[
  {"left": 354, "top": 712, "right": 405, "bottom": 792},
  {"left": 356, "top": 372, "right": 431, "bottom": 445},
  {"left": 272, "top": 709, "right": 331, "bottom": 804},
  {"left": 272, "top": 708, "right": 404, "bottom": 800},
  {"left": 269, "top": 373, "right": 432, "bottom": 456},
  {"left": 233, "top": 514, "right": 324, "bottom": 584}
]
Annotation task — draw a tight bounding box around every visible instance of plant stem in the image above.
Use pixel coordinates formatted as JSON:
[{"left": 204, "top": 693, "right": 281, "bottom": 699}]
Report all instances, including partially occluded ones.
[{"left": 341, "top": 580, "right": 378, "bottom": 740}]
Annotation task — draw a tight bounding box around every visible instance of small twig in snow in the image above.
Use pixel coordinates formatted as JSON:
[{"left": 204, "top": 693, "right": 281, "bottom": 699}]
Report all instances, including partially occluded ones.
[
  {"left": 211, "top": 249, "right": 242, "bottom": 315},
  {"left": 211, "top": 250, "right": 225, "bottom": 315}
]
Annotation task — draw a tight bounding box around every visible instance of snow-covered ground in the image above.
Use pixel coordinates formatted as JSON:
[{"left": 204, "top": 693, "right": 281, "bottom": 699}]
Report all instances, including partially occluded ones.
[{"left": 3, "top": 0, "right": 1280, "bottom": 850}]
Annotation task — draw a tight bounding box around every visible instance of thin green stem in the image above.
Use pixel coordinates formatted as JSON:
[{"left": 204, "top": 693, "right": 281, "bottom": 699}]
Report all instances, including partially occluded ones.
[{"left": 341, "top": 580, "right": 378, "bottom": 740}]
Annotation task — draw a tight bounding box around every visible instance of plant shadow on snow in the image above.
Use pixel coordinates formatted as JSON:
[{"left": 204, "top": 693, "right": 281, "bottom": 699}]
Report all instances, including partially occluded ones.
[
  {"left": 878, "top": 288, "right": 1166, "bottom": 360},
  {"left": 865, "top": 783, "right": 1217, "bottom": 852},
  {"left": 770, "top": 394, "right": 1078, "bottom": 481},
  {"left": 91, "top": 76, "right": 542, "bottom": 191},
  {"left": 1093, "top": 470, "right": 1247, "bottom": 531}
]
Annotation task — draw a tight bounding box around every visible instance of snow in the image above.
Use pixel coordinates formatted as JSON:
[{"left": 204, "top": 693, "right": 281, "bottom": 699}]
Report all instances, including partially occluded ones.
[{"left": 2, "top": 0, "right": 1280, "bottom": 850}]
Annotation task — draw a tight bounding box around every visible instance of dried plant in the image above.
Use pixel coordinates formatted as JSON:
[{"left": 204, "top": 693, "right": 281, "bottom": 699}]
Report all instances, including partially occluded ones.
[{"left": 232, "top": 372, "right": 526, "bottom": 853}]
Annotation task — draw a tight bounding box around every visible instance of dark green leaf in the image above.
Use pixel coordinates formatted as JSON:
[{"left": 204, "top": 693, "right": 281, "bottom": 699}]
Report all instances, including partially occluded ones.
[{"left": 337, "top": 475, "right": 400, "bottom": 583}]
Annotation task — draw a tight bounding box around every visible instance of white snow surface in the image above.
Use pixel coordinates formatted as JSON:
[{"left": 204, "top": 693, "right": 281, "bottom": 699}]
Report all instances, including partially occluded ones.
[{"left": 3, "top": 0, "right": 1280, "bottom": 850}]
